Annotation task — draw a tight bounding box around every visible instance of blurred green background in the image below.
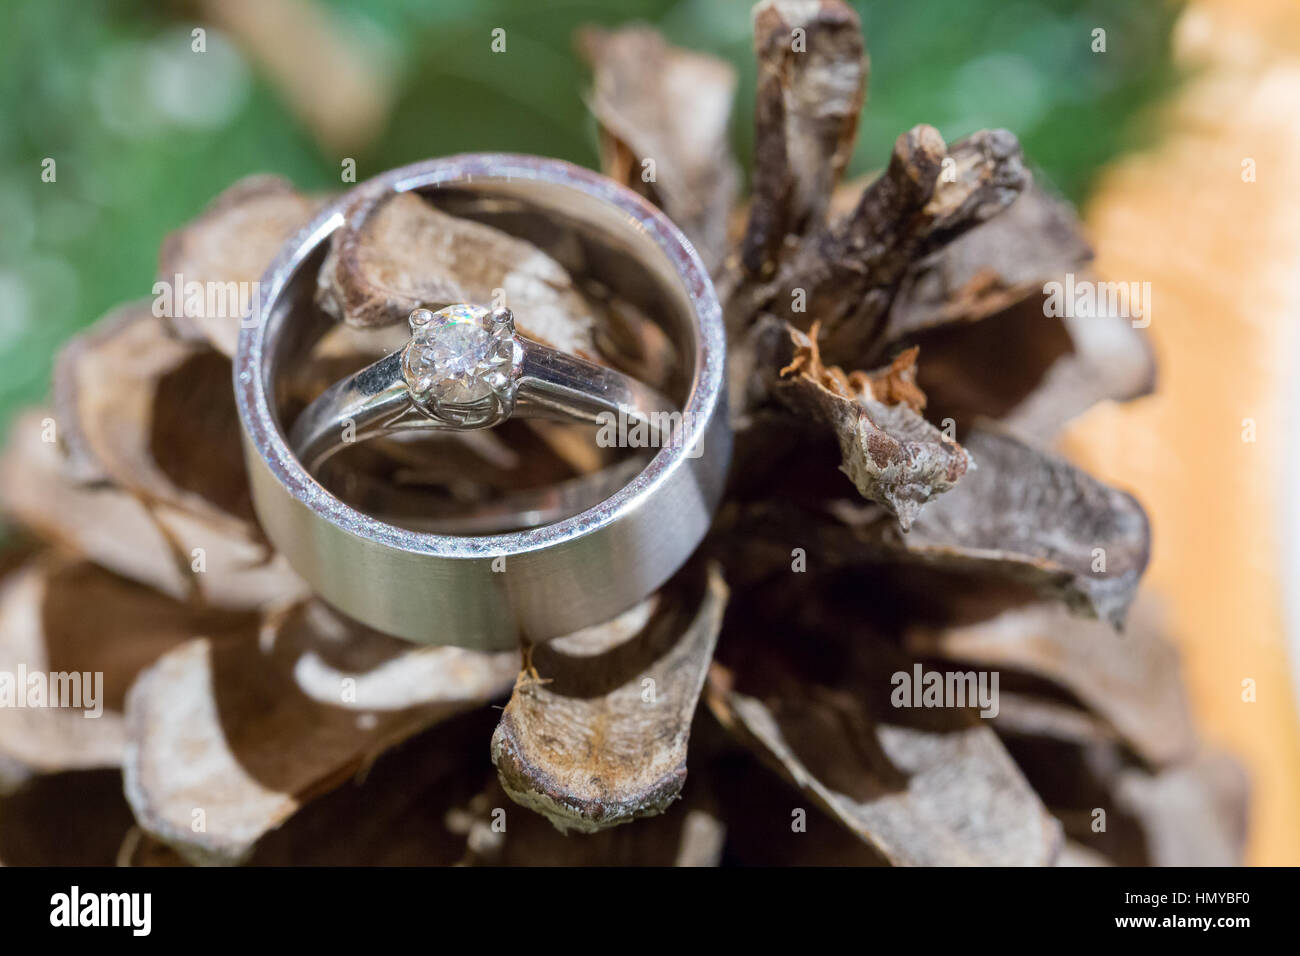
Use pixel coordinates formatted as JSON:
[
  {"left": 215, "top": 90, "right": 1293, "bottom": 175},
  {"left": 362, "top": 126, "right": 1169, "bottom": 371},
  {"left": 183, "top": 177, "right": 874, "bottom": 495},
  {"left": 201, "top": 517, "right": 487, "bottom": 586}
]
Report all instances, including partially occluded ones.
[{"left": 0, "top": 0, "right": 1177, "bottom": 433}]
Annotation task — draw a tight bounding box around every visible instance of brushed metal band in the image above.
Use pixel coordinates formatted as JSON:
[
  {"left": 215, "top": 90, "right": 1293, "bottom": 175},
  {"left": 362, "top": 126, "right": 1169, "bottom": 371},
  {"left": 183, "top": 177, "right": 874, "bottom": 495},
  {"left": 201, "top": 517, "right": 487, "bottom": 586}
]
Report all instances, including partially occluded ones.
[{"left": 234, "top": 154, "right": 730, "bottom": 649}]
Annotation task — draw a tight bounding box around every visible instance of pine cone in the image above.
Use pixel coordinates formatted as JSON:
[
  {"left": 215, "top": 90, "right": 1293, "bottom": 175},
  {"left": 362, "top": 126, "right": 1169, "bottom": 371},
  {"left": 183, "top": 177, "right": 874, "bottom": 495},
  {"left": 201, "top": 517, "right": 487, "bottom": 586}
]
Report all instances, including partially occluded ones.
[{"left": 0, "top": 1, "right": 1246, "bottom": 867}]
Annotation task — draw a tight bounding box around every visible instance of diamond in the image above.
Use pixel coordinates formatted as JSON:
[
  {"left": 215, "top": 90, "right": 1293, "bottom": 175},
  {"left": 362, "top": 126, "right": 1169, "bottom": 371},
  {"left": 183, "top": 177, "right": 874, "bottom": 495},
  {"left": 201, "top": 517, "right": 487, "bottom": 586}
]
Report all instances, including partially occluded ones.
[{"left": 401, "top": 304, "right": 517, "bottom": 405}]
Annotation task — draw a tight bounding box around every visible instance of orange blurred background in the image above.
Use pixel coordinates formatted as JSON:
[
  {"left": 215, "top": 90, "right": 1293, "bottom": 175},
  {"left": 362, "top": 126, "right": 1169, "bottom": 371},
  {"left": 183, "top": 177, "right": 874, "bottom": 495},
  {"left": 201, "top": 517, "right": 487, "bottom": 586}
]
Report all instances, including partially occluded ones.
[{"left": 1065, "top": 0, "right": 1300, "bottom": 865}]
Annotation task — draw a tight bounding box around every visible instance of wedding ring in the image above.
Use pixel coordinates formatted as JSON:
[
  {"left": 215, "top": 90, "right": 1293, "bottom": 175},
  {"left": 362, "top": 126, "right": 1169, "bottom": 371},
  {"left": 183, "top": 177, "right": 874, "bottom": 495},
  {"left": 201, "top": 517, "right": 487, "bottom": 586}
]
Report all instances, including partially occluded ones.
[{"left": 235, "top": 154, "right": 730, "bottom": 649}]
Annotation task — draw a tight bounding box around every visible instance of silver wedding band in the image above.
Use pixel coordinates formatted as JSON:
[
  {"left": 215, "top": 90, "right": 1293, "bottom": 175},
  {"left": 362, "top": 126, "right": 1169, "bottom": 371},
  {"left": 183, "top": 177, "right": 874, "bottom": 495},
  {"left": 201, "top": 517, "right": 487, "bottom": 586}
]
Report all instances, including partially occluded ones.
[{"left": 235, "top": 154, "right": 730, "bottom": 649}]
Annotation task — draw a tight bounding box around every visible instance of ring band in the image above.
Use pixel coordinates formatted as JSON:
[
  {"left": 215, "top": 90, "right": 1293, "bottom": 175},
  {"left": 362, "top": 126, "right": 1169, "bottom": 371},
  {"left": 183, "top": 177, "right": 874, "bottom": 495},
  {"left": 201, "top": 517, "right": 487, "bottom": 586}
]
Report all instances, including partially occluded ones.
[{"left": 235, "top": 154, "right": 730, "bottom": 649}]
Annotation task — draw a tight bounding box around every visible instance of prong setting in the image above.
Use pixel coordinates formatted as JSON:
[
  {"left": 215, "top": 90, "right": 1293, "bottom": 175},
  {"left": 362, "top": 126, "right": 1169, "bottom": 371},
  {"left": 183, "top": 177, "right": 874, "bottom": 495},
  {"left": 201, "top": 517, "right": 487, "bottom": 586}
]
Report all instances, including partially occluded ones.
[{"left": 400, "top": 303, "right": 522, "bottom": 428}]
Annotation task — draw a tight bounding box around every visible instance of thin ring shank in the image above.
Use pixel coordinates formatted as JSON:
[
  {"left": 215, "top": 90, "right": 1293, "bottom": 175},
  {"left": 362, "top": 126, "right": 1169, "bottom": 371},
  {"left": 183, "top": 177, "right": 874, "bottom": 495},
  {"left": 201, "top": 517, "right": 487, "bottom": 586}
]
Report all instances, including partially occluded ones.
[{"left": 289, "top": 337, "right": 677, "bottom": 472}]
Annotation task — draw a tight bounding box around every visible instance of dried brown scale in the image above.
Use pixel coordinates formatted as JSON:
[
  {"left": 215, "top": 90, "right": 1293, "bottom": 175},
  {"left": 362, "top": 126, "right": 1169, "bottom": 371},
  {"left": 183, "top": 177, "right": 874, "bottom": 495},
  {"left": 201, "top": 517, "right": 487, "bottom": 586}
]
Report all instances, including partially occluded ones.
[
  {"left": 716, "top": 433, "right": 1148, "bottom": 627},
  {"left": 44, "top": 296, "right": 300, "bottom": 599},
  {"left": 904, "top": 293, "right": 1078, "bottom": 434},
  {"left": 877, "top": 182, "right": 1155, "bottom": 439},
  {"left": 157, "top": 174, "right": 323, "bottom": 357},
  {"left": 906, "top": 598, "right": 1196, "bottom": 767},
  {"left": 0, "top": 558, "right": 256, "bottom": 792},
  {"left": 1111, "top": 752, "right": 1249, "bottom": 867},
  {"left": 727, "top": 435, "right": 1148, "bottom": 629},
  {"left": 490, "top": 707, "right": 690, "bottom": 834},
  {"left": 317, "top": 189, "right": 603, "bottom": 360},
  {"left": 779, "top": 320, "right": 926, "bottom": 413},
  {"left": 883, "top": 427, "right": 1151, "bottom": 629},
  {"left": 753, "top": 316, "right": 970, "bottom": 529},
  {"left": 998, "top": 733, "right": 1154, "bottom": 864},
  {"left": 998, "top": 730, "right": 1247, "bottom": 867},
  {"left": 489, "top": 565, "right": 727, "bottom": 833},
  {"left": 1000, "top": 296, "right": 1158, "bottom": 443},
  {"left": 697, "top": 560, "right": 1235, "bottom": 867},
  {"left": 807, "top": 128, "right": 1029, "bottom": 364},
  {"left": 0, "top": 408, "right": 305, "bottom": 610},
  {"left": 51, "top": 301, "right": 152, "bottom": 485},
  {"left": 714, "top": 466, "right": 1148, "bottom": 632},
  {"left": 704, "top": 619, "right": 1064, "bottom": 866},
  {"left": 885, "top": 181, "right": 1094, "bottom": 342},
  {"left": 728, "top": 124, "right": 941, "bottom": 348},
  {"left": 123, "top": 601, "right": 517, "bottom": 864},
  {"left": 989, "top": 693, "right": 1121, "bottom": 746},
  {"left": 54, "top": 305, "right": 265, "bottom": 532},
  {"left": 54, "top": 306, "right": 207, "bottom": 506},
  {"left": 741, "top": 0, "right": 867, "bottom": 275},
  {"left": 578, "top": 25, "right": 738, "bottom": 273},
  {"left": 728, "top": 124, "right": 1033, "bottom": 384},
  {"left": 863, "top": 346, "right": 927, "bottom": 412},
  {"left": 921, "top": 129, "right": 1029, "bottom": 253}
]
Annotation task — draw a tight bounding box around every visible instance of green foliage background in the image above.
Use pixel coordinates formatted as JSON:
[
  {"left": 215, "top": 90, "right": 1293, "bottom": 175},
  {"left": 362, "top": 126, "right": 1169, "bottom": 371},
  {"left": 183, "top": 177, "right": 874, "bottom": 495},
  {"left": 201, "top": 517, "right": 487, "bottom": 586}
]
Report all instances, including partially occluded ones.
[{"left": 0, "top": 0, "right": 1177, "bottom": 435}]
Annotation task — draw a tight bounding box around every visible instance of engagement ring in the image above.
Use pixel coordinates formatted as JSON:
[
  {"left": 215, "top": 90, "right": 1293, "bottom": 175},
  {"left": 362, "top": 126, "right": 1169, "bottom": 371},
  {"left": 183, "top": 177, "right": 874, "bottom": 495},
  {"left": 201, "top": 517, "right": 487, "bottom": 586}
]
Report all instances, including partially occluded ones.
[{"left": 290, "top": 303, "right": 676, "bottom": 472}]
